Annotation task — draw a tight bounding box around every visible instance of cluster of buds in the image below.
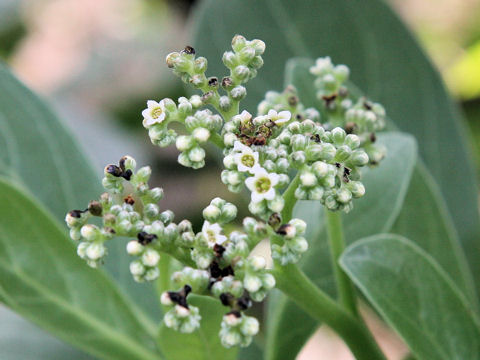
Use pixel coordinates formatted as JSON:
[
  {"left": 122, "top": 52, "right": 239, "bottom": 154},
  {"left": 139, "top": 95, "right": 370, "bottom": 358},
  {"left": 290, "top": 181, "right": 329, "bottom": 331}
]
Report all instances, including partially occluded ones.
[{"left": 67, "top": 35, "right": 391, "bottom": 350}]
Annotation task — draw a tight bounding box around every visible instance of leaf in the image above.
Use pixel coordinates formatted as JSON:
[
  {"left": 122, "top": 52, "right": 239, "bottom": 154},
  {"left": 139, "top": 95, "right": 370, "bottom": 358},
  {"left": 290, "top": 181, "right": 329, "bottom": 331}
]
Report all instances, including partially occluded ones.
[
  {"left": 0, "top": 306, "right": 94, "bottom": 360},
  {"left": 391, "top": 163, "right": 478, "bottom": 308},
  {"left": 191, "top": 0, "right": 480, "bottom": 294},
  {"left": 0, "top": 61, "right": 161, "bottom": 340},
  {"left": 265, "top": 131, "right": 417, "bottom": 360},
  {"left": 340, "top": 234, "right": 480, "bottom": 360},
  {"left": 0, "top": 178, "right": 160, "bottom": 360},
  {"left": 158, "top": 295, "right": 237, "bottom": 360}
]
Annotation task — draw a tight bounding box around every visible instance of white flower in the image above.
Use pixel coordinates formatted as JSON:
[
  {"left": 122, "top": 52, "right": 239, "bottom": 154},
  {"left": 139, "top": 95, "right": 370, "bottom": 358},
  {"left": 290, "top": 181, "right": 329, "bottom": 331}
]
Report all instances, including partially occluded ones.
[
  {"left": 202, "top": 221, "right": 227, "bottom": 246},
  {"left": 245, "top": 167, "right": 279, "bottom": 203},
  {"left": 142, "top": 100, "right": 167, "bottom": 127},
  {"left": 238, "top": 110, "right": 252, "bottom": 124},
  {"left": 265, "top": 109, "right": 291, "bottom": 125},
  {"left": 232, "top": 141, "right": 260, "bottom": 174}
]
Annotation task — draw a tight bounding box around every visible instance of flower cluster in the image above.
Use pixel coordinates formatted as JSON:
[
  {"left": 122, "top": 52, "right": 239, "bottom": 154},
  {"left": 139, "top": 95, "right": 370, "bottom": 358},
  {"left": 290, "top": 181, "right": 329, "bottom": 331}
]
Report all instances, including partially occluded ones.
[{"left": 67, "top": 34, "right": 389, "bottom": 350}]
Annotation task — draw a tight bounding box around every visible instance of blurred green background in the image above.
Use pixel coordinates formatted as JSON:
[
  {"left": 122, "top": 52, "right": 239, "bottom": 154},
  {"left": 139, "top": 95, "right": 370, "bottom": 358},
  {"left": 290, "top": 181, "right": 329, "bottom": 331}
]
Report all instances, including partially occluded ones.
[{"left": 0, "top": 0, "right": 479, "bottom": 358}]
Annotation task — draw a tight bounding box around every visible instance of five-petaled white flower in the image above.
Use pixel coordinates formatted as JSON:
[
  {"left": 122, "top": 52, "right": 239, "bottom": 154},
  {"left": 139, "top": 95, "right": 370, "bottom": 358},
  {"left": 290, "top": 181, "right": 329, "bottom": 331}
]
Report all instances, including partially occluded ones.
[
  {"left": 142, "top": 100, "right": 167, "bottom": 127},
  {"left": 233, "top": 141, "right": 260, "bottom": 174},
  {"left": 202, "top": 221, "right": 227, "bottom": 247},
  {"left": 245, "top": 167, "right": 279, "bottom": 203},
  {"left": 264, "top": 109, "right": 291, "bottom": 126}
]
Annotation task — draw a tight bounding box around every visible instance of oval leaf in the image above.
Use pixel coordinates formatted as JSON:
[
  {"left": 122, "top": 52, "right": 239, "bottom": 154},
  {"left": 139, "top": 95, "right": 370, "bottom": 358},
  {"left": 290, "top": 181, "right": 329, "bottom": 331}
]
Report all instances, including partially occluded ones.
[
  {"left": 158, "top": 295, "right": 237, "bottom": 360},
  {"left": 340, "top": 234, "right": 480, "bottom": 360},
  {"left": 0, "top": 178, "right": 160, "bottom": 360}
]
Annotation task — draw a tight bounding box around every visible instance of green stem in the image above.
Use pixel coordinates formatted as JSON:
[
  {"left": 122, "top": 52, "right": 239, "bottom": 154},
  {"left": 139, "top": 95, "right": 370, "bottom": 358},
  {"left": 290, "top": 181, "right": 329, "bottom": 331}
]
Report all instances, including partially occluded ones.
[
  {"left": 281, "top": 173, "right": 301, "bottom": 222},
  {"left": 209, "top": 132, "right": 225, "bottom": 149},
  {"left": 273, "top": 263, "right": 386, "bottom": 360},
  {"left": 157, "top": 253, "right": 172, "bottom": 296},
  {"left": 325, "top": 210, "right": 358, "bottom": 316}
]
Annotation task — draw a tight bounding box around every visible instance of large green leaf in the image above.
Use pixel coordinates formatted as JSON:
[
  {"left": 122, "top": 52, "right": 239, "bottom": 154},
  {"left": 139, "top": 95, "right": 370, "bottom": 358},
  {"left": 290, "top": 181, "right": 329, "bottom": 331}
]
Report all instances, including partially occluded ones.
[
  {"left": 340, "top": 234, "right": 480, "bottom": 360},
  {"left": 391, "top": 164, "right": 478, "bottom": 308},
  {"left": 158, "top": 295, "right": 237, "bottom": 360},
  {"left": 0, "top": 306, "right": 94, "bottom": 360},
  {"left": 0, "top": 178, "right": 160, "bottom": 360},
  {"left": 191, "top": 0, "right": 480, "bottom": 292},
  {"left": 0, "top": 61, "right": 160, "bottom": 354},
  {"left": 265, "top": 131, "right": 417, "bottom": 360}
]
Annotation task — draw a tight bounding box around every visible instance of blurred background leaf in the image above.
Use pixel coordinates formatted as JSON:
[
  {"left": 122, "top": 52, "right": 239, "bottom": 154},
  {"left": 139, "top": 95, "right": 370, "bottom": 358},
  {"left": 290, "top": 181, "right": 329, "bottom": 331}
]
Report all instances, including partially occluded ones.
[{"left": 340, "top": 234, "right": 480, "bottom": 360}]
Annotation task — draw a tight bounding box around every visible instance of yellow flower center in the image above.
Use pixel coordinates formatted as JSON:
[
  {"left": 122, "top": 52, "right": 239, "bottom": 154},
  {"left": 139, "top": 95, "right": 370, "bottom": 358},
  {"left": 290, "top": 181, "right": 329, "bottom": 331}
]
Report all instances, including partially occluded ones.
[
  {"left": 151, "top": 107, "right": 163, "bottom": 119},
  {"left": 255, "top": 177, "right": 271, "bottom": 193},
  {"left": 241, "top": 154, "right": 255, "bottom": 168}
]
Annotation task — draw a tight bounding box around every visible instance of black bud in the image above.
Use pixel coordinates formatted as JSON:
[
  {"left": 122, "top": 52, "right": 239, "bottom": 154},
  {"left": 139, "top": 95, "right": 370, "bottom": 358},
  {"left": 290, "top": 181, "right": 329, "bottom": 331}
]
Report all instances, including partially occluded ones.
[
  {"left": 69, "top": 210, "right": 84, "bottom": 218},
  {"left": 106, "top": 164, "right": 123, "bottom": 177},
  {"left": 208, "top": 77, "right": 219, "bottom": 87},
  {"left": 88, "top": 201, "right": 102, "bottom": 216},
  {"left": 137, "top": 232, "right": 157, "bottom": 245},
  {"left": 182, "top": 45, "right": 195, "bottom": 55},
  {"left": 268, "top": 213, "right": 282, "bottom": 229},
  {"left": 121, "top": 169, "right": 133, "bottom": 181}
]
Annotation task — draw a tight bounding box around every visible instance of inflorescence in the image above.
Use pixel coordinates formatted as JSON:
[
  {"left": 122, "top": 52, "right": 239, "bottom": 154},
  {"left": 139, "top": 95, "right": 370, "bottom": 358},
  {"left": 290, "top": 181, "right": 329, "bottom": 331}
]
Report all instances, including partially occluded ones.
[{"left": 66, "top": 35, "right": 386, "bottom": 348}]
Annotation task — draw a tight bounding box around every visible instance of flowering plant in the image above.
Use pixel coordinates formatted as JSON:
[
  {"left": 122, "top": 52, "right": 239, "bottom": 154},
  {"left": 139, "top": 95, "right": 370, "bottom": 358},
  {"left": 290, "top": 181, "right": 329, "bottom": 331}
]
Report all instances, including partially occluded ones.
[{"left": 0, "top": 6, "right": 478, "bottom": 359}]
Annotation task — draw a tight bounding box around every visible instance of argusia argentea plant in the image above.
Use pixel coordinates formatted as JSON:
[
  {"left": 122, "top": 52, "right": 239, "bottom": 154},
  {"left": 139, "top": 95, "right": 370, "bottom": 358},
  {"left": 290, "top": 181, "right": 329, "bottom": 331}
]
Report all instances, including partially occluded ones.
[{"left": 66, "top": 35, "right": 389, "bottom": 359}]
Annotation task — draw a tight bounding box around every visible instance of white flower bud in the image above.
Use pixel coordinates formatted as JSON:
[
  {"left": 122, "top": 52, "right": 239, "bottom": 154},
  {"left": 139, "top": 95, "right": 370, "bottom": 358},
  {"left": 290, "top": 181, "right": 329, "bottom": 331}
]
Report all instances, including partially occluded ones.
[
  {"left": 224, "top": 133, "right": 237, "bottom": 147},
  {"left": 337, "top": 188, "right": 352, "bottom": 204},
  {"left": 192, "top": 127, "right": 210, "bottom": 143},
  {"left": 144, "top": 267, "right": 160, "bottom": 281},
  {"left": 126, "top": 241, "right": 144, "bottom": 255},
  {"left": 142, "top": 248, "right": 160, "bottom": 267},
  {"left": 203, "top": 205, "right": 221, "bottom": 221},
  {"left": 70, "top": 228, "right": 81, "bottom": 241},
  {"left": 230, "top": 86, "right": 246, "bottom": 100},
  {"left": 86, "top": 243, "right": 105, "bottom": 260},
  {"left": 189, "top": 147, "right": 205, "bottom": 162},
  {"left": 224, "top": 313, "right": 242, "bottom": 326},
  {"left": 331, "top": 127, "right": 346, "bottom": 145},
  {"left": 244, "top": 276, "right": 262, "bottom": 292},
  {"left": 160, "top": 292, "right": 173, "bottom": 306},
  {"left": 300, "top": 171, "right": 317, "bottom": 187},
  {"left": 136, "top": 166, "right": 152, "bottom": 182},
  {"left": 176, "top": 135, "right": 194, "bottom": 151},
  {"left": 77, "top": 242, "right": 89, "bottom": 258},
  {"left": 250, "top": 256, "right": 266, "bottom": 270},
  {"left": 80, "top": 224, "right": 98, "bottom": 241},
  {"left": 129, "top": 261, "right": 145, "bottom": 276},
  {"left": 290, "top": 219, "right": 307, "bottom": 235},
  {"left": 175, "top": 305, "right": 190, "bottom": 318},
  {"left": 121, "top": 155, "right": 136, "bottom": 171},
  {"left": 263, "top": 273, "right": 276, "bottom": 289},
  {"left": 241, "top": 317, "right": 259, "bottom": 336}
]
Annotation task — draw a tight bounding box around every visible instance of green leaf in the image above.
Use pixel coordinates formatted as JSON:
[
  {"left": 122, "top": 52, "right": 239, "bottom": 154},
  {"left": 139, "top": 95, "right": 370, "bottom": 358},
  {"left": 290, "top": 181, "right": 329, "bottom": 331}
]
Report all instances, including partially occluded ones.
[
  {"left": 265, "top": 131, "right": 417, "bottom": 360},
  {"left": 0, "top": 306, "right": 94, "bottom": 360},
  {"left": 340, "top": 234, "right": 480, "bottom": 360},
  {"left": 0, "top": 178, "right": 160, "bottom": 360},
  {"left": 158, "top": 295, "right": 237, "bottom": 360},
  {"left": 0, "top": 61, "right": 161, "bottom": 336},
  {"left": 191, "top": 0, "right": 480, "bottom": 294},
  {"left": 391, "top": 163, "right": 478, "bottom": 308}
]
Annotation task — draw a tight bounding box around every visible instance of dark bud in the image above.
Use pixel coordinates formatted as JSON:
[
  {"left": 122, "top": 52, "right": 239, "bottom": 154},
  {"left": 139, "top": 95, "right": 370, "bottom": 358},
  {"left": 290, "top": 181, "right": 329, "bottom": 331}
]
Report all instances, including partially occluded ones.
[
  {"left": 88, "top": 201, "right": 103, "bottom": 216},
  {"left": 69, "top": 209, "right": 84, "bottom": 218},
  {"left": 104, "top": 227, "right": 116, "bottom": 234},
  {"left": 121, "top": 169, "right": 133, "bottom": 181},
  {"left": 322, "top": 94, "right": 337, "bottom": 107},
  {"left": 213, "top": 244, "right": 226, "bottom": 258},
  {"left": 287, "top": 95, "right": 299, "bottom": 107},
  {"left": 236, "top": 295, "right": 252, "bottom": 310},
  {"left": 268, "top": 213, "right": 282, "bottom": 229},
  {"left": 295, "top": 113, "right": 304, "bottom": 121},
  {"left": 363, "top": 100, "right": 373, "bottom": 110},
  {"left": 137, "top": 232, "right": 157, "bottom": 245},
  {"left": 335, "top": 162, "right": 341, "bottom": 168},
  {"left": 310, "top": 134, "right": 321, "bottom": 143},
  {"left": 221, "top": 76, "right": 233, "bottom": 89},
  {"left": 220, "top": 293, "right": 234, "bottom": 307},
  {"left": 119, "top": 156, "right": 127, "bottom": 171},
  {"left": 207, "top": 77, "right": 219, "bottom": 88},
  {"left": 124, "top": 195, "right": 135, "bottom": 205},
  {"left": 222, "top": 265, "right": 234, "bottom": 277},
  {"left": 106, "top": 164, "right": 123, "bottom": 177},
  {"left": 209, "top": 261, "right": 223, "bottom": 278},
  {"left": 344, "top": 122, "right": 357, "bottom": 134},
  {"left": 276, "top": 224, "right": 293, "bottom": 236},
  {"left": 182, "top": 45, "right": 195, "bottom": 55},
  {"left": 370, "top": 132, "right": 376, "bottom": 143}
]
